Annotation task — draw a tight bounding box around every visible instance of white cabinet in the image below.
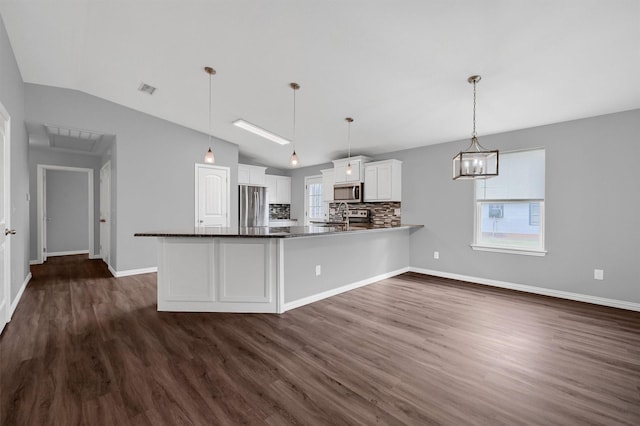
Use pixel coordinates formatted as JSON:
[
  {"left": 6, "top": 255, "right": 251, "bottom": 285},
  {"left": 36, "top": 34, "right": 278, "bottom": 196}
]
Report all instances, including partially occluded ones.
[
  {"left": 265, "top": 174, "right": 291, "bottom": 204},
  {"left": 238, "top": 164, "right": 266, "bottom": 186},
  {"left": 332, "top": 156, "right": 371, "bottom": 183},
  {"left": 364, "top": 159, "right": 402, "bottom": 202},
  {"left": 321, "top": 169, "right": 334, "bottom": 202}
]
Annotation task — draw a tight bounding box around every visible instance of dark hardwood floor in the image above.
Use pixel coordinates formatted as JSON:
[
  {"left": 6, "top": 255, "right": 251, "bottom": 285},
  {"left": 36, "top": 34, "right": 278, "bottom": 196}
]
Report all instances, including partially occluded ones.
[{"left": 1, "top": 255, "right": 639, "bottom": 425}]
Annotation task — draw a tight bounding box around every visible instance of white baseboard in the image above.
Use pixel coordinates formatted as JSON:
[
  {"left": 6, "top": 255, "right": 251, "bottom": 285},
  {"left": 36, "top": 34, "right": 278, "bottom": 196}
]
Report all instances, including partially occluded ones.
[
  {"left": 8, "top": 272, "right": 32, "bottom": 320},
  {"left": 89, "top": 254, "right": 102, "bottom": 259},
  {"left": 109, "top": 265, "right": 158, "bottom": 278},
  {"left": 409, "top": 267, "right": 640, "bottom": 313},
  {"left": 283, "top": 267, "right": 410, "bottom": 312},
  {"left": 29, "top": 259, "right": 41, "bottom": 265},
  {"left": 46, "top": 250, "right": 89, "bottom": 257}
]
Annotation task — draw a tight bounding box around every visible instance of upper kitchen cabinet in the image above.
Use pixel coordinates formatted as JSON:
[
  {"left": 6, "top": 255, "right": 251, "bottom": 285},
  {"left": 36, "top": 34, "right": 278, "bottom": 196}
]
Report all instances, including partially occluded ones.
[
  {"left": 321, "top": 168, "right": 334, "bottom": 202},
  {"left": 364, "top": 159, "right": 402, "bottom": 202},
  {"left": 238, "top": 164, "right": 266, "bottom": 186},
  {"left": 265, "top": 174, "right": 291, "bottom": 204},
  {"left": 332, "top": 156, "right": 371, "bottom": 183}
]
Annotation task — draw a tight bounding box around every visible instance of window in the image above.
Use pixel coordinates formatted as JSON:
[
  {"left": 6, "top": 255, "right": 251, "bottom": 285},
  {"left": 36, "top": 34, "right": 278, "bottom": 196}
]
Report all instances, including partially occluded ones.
[
  {"left": 305, "top": 176, "right": 324, "bottom": 225},
  {"left": 473, "top": 149, "right": 546, "bottom": 255}
]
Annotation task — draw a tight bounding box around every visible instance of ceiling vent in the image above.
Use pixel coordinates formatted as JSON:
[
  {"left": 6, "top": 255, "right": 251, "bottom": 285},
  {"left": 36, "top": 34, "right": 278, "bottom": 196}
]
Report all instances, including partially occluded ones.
[{"left": 138, "top": 82, "right": 157, "bottom": 95}]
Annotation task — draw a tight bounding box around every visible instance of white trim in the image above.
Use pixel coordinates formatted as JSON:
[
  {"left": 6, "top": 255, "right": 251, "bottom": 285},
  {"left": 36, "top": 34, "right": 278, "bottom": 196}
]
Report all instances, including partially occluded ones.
[
  {"left": 1, "top": 101, "right": 11, "bottom": 326},
  {"left": 283, "top": 266, "right": 410, "bottom": 312},
  {"left": 409, "top": 267, "right": 640, "bottom": 312},
  {"left": 46, "top": 250, "right": 90, "bottom": 257},
  {"left": 109, "top": 266, "right": 158, "bottom": 278},
  {"left": 8, "top": 272, "right": 31, "bottom": 319},
  {"left": 36, "top": 164, "right": 95, "bottom": 264},
  {"left": 470, "top": 244, "right": 547, "bottom": 256},
  {"left": 89, "top": 254, "right": 102, "bottom": 259},
  {"left": 29, "top": 260, "right": 41, "bottom": 265}
]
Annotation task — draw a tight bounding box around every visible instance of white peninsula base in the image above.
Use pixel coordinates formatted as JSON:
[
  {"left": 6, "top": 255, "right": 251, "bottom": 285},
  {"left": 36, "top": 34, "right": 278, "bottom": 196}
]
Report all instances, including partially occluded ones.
[{"left": 154, "top": 226, "right": 417, "bottom": 313}]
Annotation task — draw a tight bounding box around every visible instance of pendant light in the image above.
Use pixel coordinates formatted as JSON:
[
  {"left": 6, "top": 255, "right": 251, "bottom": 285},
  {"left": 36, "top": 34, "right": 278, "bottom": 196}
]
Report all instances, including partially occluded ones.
[
  {"left": 452, "top": 75, "right": 499, "bottom": 180},
  {"left": 203, "top": 66, "right": 216, "bottom": 164},
  {"left": 345, "top": 117, "right": 354, "bottom": 175},
  {"left": 289, "top": 82, "right": 300, "bottom": 166}
]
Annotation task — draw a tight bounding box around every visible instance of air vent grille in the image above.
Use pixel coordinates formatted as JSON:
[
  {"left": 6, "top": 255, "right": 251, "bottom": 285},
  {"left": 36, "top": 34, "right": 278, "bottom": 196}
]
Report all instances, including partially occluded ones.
[{"left": 138, "top": 83, "right": 157, "bottom": 95}]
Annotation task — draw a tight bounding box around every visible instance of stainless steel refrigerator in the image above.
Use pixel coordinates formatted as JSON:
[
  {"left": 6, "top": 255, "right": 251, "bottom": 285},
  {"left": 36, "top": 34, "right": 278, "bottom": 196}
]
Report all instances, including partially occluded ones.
[{"left": 239, "top": 185, "right": 269, "bottom": 227}]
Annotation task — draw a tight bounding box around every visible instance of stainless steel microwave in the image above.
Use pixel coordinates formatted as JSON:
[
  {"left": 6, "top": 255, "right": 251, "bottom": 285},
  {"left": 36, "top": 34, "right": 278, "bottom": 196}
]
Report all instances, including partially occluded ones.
[{"left": 334, "top": 182, "right": 363, "bottom": 203}]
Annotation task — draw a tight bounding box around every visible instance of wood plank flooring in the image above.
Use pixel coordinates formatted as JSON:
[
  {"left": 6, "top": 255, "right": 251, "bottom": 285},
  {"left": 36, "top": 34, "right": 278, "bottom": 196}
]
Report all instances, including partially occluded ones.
[{"left": 1, "top": 255, "right": 639, "bottom": 425}]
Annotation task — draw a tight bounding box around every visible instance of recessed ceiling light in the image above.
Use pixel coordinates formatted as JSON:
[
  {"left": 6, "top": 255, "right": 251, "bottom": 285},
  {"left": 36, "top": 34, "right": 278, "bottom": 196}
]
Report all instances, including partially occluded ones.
[
  {"left": 232, "top": 119, "right": 290, "bottom": 145},
  {"left": 138, "top": 82, "right": 157, "bottom": 95}
]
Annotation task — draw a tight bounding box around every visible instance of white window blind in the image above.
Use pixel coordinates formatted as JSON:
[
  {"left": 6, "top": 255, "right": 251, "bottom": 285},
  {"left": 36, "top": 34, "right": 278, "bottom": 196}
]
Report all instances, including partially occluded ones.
[{"left": 476, "top": 149, "right": 545, "bottom": 200}]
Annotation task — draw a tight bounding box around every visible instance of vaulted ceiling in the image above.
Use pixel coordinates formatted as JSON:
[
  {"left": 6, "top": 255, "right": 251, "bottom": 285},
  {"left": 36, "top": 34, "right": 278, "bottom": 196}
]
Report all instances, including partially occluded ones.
[{"left": 2, "top": 0, "right": 639, "bottom": 168}]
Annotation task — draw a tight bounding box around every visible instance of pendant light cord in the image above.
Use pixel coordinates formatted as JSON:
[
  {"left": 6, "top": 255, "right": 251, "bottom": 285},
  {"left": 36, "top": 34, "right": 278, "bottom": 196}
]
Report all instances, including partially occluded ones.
[
  {"left": 292, "top": 87, "right": 296, "bottom": 151},
  {"left": 347, "top": 120, "right": 351, "bottom": 160},
  {"left": 208, "top": 72, "right": 213, "bottom": 146},
  {"left": 472, "top": 79, "right": 477, "bottom": 138}
]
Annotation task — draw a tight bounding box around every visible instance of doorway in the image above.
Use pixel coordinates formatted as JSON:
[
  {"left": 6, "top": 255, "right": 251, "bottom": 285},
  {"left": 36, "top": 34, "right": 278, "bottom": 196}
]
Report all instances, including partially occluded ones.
[
  {"left": 304, "top": 175, "right": 323, "bottom": 225},
  {"left": 36, "top": 165, "right": 94, "bottom": 264},
  {"left": 0, "top": 101, "right": 11, "bottom": 332}
]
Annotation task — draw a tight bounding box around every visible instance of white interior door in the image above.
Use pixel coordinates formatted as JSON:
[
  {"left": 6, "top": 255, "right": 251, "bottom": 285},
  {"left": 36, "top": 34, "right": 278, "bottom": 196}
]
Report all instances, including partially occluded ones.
[
  {"left": 304, "top": 175, "right": 323, "bottom": 225},
  {"left": 195, "top": 164, "right": 230, "bottom": 227},
  {"left": 100, "top": 161, "right": 111, "bottom": 265},
  {"left": 0, "top": 102, "right": 12, "bottom": 331}
]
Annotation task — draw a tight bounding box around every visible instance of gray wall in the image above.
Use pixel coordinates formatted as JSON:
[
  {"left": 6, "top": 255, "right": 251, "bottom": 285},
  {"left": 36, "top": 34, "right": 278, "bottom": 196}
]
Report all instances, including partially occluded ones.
[
  {"left": 0, "top": 15, "right": 30, "bottom": 302},
  {"left": 45, "top": 170, "right": 89, "bottom": 253},
  {"left": 25, "top": 84, "right": 239, "bottom": 271},
  {"left": 28, "top": 148, "right": 102, "bottom": 259},
  {"left": 290, "top": 110, "right": 640, "bottom": 304}
]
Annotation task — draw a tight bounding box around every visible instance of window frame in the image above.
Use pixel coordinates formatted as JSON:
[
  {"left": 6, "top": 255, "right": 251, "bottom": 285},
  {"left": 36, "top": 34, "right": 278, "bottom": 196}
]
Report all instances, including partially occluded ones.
[{"left": 471, "top": 149, "right": 547, "bottom": 257}]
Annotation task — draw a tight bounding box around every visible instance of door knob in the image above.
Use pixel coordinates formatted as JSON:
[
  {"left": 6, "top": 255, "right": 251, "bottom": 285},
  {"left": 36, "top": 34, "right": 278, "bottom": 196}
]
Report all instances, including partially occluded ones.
[{"left": 5, "top": 228, "right": 16, "bottom": 235}]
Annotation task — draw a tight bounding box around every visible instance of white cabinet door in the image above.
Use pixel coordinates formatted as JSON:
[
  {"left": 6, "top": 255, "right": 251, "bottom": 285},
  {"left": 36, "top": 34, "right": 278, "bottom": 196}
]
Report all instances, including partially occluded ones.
[
  {"left": 376, "top": 163, "right": 393, "bottom": 200},
  {"left": 321, "top": 169, "right": 334, "bottom": 202},
  {"left": 264, "top": 175, "right": 277, "bottom": 204},
  {"left": 276, "top": 177, "right": 291, "bottom": 204},
  {"left": 238, "top": 165, "right": 251, "bottom": 185},
  {"left": 364, "top": 165, "right": 377, "bottom": 201},
  {"left": 196, "top": 165, "right": 230, "bottom": 227}
]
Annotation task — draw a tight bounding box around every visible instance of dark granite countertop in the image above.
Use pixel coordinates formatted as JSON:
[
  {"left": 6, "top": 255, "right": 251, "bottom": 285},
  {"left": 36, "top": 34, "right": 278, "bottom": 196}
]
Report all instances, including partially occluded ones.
[{"left": 134, "top": 224, "right": 423, "bottom": 239}]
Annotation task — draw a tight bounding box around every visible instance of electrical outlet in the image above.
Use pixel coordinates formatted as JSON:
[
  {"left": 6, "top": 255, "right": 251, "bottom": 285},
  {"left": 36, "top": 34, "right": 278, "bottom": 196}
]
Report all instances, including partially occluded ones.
[
  {"left": 594, "top": 269, "right": 604, "bottom": 280},
  {"left": 433, "top": 251, "right": 440, "bottom": 260},
  {"left": 315, "top": 265, "right": 321, "bottom": 276}
]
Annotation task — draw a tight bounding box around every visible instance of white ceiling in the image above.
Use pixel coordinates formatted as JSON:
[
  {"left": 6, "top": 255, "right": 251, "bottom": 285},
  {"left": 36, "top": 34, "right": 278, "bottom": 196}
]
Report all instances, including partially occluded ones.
[{"left": 2, "top": 1, "right": 639, "bottom": 169}]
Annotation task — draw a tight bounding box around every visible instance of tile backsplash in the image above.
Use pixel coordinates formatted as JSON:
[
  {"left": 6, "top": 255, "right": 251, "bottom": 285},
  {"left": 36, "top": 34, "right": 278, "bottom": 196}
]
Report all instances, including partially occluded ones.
[
  {"left": 329, "top": 202, "right": 401, "bottom": 226},
  {"left": 269, "top": 204, "right": 291, "bottom": 220}
]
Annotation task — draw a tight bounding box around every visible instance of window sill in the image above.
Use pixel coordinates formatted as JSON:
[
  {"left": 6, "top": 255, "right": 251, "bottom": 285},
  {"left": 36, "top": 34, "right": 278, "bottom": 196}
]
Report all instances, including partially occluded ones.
[{"left": 470, "top": 244, "right": 547, "bottom": 257}]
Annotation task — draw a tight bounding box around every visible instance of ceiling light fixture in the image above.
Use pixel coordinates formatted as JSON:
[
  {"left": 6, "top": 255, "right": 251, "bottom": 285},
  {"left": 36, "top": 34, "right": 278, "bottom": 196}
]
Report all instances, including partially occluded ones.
[
  {"left": 345, "top": 117, "right": 354, "bottom": 175},
  {"left": 232, "top": 119, "right": 291, "bottom": 145},
  {"left": 289, "top": 82, "right": 300, "bottom": 167},
  {"left": 452, "top": 75, "right": 499, "bottom": 180},
  {"left": 204, "top": 66, "right": 216, "bottom": 164}
]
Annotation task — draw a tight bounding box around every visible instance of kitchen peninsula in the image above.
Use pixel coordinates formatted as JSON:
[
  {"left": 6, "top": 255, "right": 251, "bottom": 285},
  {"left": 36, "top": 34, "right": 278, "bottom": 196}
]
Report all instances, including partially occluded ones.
[{"left": 135, "top": 224, "right": 422, "bottom": 314}]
